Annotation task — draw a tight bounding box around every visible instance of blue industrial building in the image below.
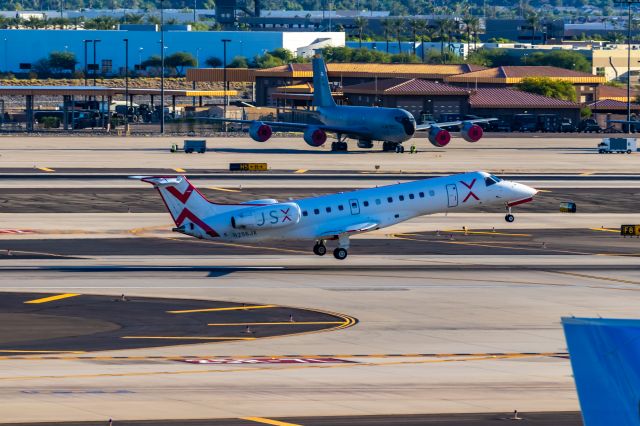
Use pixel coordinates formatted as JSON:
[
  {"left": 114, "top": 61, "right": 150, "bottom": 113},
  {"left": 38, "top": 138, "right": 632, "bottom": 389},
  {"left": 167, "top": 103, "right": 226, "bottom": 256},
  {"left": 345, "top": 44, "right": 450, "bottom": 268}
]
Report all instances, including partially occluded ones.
[{"left": 0, "top": 29, "right": 344, "bottom": 73}]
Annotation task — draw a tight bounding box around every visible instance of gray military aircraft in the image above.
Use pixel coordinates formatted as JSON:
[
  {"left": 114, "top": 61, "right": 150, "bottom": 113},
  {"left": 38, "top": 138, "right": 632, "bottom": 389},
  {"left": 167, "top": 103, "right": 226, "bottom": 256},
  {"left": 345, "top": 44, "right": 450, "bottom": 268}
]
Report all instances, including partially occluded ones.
[{"left": 218, "top": 56, "right": 494, "bottom": 152}]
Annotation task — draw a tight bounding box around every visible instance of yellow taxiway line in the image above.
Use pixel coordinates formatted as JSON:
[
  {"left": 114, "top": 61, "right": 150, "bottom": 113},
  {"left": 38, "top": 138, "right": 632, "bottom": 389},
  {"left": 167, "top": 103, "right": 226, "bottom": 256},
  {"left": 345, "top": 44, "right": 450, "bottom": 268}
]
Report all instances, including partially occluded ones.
[
  {"left": 173, "top": 168, "right": 186, "bottom": 173},
  {"left": 242, "top": 417, "right": 301, "bottom": 426},
  {"left": 168, "top": 305, "right": 276, "bottom": 314},
  {"left": 441, "top": 229, "right": 532, "bottom": 237},
  {"left": 591, "top": 227, "right": 619, "bottom": 233},
  {"left": 208, "top": 186, "right": 242, "bottom": 193},
  {"left": 294, "top": 169, "right": 308, "bottom": 174},
  {"left": 208, "top": 321, "right": 345, "bottom": 326},
  {"left": 121, "top": 336, "right": 256, "bottom": 340},
  {"left": 24, "top": 293, "right": 80, "bottom": 304},
  {"left": 37, "top": 167, "right": 55, "bottom": 172}
]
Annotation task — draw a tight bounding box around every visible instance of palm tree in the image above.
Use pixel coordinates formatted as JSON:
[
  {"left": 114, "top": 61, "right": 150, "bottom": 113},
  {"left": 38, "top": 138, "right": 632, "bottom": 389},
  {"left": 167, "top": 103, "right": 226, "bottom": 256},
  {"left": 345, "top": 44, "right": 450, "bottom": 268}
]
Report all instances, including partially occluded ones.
[
  {"left": 381, "top": 18, "right": 392, "bottom": 53},
  {"left": 469, "top": 16, "right": 481, "bottom": 50},
  {"left": 436, "top": 18, "right": 452, "bottom": 60},
  {"left": 392, "top": 18, "right": 403, "bottom": 54},
  {"left": 409, "top": 19, "right": 426, "bottom": 56},
  {"left": 354, "top": 17, "right": 368, "bottom": 48},
  {"left": 526, "top": 12, "right": 539, "bottom": 45}
]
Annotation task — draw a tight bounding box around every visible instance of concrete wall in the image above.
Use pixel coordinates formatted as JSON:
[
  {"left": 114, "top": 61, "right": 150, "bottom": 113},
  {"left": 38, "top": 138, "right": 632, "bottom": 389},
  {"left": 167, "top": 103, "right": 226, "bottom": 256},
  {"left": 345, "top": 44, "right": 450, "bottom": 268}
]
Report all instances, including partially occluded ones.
[{"left": 0, "top": 29, "right": 345, "bottom": 73}]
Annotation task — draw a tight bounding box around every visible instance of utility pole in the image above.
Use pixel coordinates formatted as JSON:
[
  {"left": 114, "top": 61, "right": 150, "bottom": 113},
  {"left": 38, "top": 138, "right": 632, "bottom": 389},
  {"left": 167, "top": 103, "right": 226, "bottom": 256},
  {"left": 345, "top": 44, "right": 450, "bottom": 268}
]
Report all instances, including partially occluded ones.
[
  {"left": 83, "top": 39, "right": 90, "bottom": 86},
  {"left": 160, "top": 1, "right": 165, "bottom": 135},
  {"left": 222, "top": 38, "right": 231, "bottom": 129},
  {"left": 614, "top": 0, "right": 639, "bottom": 134},
  {"left": 92, "top": 39, "right": 101, "bottom": 86},
  {"left": 124, "top": 38, "right": 129, "bottom": 129}
]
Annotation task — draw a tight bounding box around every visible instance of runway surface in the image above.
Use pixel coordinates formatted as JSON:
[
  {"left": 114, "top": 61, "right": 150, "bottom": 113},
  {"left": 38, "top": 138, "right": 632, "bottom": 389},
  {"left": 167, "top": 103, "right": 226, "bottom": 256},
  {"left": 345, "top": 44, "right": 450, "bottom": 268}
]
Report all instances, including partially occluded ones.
[
  {"left": 0, "top": 227, "right": 635, "bottom": 258},
  {"left": 0, "top": 412, "right": 583, "bottom": 425},
  {"left": 1, "top": 187, "right": 639, "bottom": 214}
]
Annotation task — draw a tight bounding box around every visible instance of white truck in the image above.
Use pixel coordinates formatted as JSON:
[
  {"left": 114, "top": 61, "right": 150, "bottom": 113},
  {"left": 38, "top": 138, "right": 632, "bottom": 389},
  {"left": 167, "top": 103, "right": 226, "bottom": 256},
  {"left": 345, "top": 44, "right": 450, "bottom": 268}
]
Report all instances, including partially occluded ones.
[{"left": 598, "top": 137, "right": 637, "bottom": 154}]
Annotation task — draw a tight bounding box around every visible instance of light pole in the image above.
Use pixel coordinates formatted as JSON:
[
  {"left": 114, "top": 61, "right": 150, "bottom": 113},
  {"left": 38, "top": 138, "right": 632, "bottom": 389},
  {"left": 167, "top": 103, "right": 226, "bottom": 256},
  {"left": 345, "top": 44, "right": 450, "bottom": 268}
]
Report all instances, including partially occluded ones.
[
  {"left": 83, "top": 39, "right": 91, "bottom": 86},
  {"left": 138, "top": 47, "right": 143, "bottom": 72},
  {"left": 160, "top": 1, "right": 165, "bottom": 135},
  {"left": 193, "top": 0, "right": 197, "bottom": 24},
  {"left": 614, "top": 0, "right": 639, "bottom": 133},
  {"left": 124, "top": 38, "right": 129, "bottom": 127},
  {"left": 92, "top": 39, "right": 101, "bottom": 86},
  {"left": 222, "top": 38, "right": 231, "bottom": 127}
]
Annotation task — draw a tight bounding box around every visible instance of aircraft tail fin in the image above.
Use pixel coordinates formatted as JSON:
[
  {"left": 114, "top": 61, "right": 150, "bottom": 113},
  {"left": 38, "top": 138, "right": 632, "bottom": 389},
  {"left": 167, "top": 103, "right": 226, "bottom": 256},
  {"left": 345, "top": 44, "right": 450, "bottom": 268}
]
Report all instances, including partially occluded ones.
[
  {"left": 562, "top": 317, "right": 640, "bottom": 426},
  {"left": 136, "top": 175, "right": 233, "bottom": 237},
  {"left": 312, "top": 56, "right": 336, "bottom": 108}
]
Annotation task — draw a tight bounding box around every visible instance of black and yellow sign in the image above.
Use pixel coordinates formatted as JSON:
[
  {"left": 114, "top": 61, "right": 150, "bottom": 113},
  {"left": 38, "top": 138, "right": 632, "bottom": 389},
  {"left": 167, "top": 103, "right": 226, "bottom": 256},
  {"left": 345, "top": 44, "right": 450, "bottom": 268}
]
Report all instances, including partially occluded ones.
[
  {"left": 229, "top": 163, "right": 268, "bottom": 172},
  {"left": 620, "top": 225, "right": 640, "bottom": 236}
]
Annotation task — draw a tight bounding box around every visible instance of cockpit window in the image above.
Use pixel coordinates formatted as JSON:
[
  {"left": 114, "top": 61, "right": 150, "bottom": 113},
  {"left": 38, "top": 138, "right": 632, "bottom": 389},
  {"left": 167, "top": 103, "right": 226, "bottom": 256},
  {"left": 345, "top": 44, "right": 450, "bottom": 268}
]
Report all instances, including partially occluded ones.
[{"left": 484, "top": 174, "right": 502, "bottom": 187}]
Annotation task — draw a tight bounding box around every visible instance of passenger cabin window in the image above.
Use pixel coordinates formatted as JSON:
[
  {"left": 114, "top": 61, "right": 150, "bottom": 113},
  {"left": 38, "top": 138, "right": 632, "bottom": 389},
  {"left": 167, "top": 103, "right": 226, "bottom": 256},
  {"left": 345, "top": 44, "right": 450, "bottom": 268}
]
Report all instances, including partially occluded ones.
[
  {"left": 314, "top": 208, "right": 320, "bottom": 215},
  {"left": 387, "top": 197, "right": 393, "bottom": 203},
  {"left": 326, "top": 207, "right": 332, "bottom": 213},
  {"left": 338, "top": 205, "right": 344, "bottom": 211},
  {"left": 399, "top": 195, "right": 405, "bottom": 201},
  {"left": 429, "top": 190, "right": 435, "bottom": 196},
  {"left": 409, "top": 194, "right": 415, "bottom": 199},
  {"left": 351, "top": 202, "right": 357, "bottom": 208},
  {"left": 419, "top": 192, "right": 425, "bottom": 198},
  {"left": 363, "top": 201, "right": 369, "bottom": 207},
  {"left": 302, "top": 211, "right": 308, "bottom": 217},
  {"left": 376, "top": 199, "right": 381, "bottom": 205}
]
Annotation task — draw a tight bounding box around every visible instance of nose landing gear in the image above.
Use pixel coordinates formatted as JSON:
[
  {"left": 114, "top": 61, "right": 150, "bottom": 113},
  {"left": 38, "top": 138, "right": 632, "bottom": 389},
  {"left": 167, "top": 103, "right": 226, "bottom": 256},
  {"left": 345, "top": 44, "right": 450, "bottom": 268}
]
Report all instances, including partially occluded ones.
[{"left": 505, "top": 206, "right": 515, "bottom": 222}]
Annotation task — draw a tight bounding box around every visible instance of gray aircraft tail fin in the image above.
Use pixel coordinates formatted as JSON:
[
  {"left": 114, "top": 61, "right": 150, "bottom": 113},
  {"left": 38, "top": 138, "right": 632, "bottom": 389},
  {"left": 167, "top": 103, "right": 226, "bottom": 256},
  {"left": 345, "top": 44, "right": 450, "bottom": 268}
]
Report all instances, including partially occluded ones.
[{"left": 312, "top": 56, "right": 336, "bottom": 108}]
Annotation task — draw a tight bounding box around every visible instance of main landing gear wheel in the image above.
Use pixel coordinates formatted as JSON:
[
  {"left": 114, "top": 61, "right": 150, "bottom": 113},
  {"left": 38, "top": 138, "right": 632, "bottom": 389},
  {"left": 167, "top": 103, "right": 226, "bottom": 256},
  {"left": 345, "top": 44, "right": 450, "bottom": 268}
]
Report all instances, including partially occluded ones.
[
  {"left": 331, "top": 141, "right": 348, "bottom": 152},
  {"left": 333, "top": 247, "right": 348, "bottom": 260},
  {"left": 313, "top": 243, "right": 327, "bottom": 256},
  {"left": 395, "top": 144, "right": 405, "bottom": 153}
]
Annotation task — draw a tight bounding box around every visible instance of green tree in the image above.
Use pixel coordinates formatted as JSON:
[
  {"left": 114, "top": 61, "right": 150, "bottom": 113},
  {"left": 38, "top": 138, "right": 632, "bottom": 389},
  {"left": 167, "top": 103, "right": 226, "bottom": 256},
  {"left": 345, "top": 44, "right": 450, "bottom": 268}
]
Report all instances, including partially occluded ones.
[
  {"left": 353, "top": 16, "right": 368, "bottom": 48},
  {"left": 205, "top": 56, "right": 222, "bottom": 67},
  {"left": 253, "top": 52, "right": 284, "bottom": 68},
  {"left": 141, "top": 54, "right": 162, "bottom": 69},
  {"left": 526, "top": 11, "right": 539, "bottom": 45},
  {"left": 516, "top": 77, "right": 577, "bottom": 102},
  {"left": 48, "top": 51, "right": 77, "bottom": 73},
  {"left": 520, "top": 50, "right": 591, "bottom": 73},
  {"left": 466, "top": 48, "right": 519, "bottom": 67},
  {"left": 381, "top": 18, "right": 393, "bottom": 53},
  {"left": 229, "top": 55, "right": 249, "bottom": 68},
  {"left": 165, "top": 51, "right": 196, "bottom": 76}
]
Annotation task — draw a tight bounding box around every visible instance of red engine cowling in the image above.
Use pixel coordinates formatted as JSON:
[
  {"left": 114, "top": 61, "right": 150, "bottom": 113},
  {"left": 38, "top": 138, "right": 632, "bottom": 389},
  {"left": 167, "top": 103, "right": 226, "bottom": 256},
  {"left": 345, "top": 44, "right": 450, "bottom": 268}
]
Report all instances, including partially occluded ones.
[
  {"left": 461, "top": 122, "right": 483, "bottom": 143},
  {"left": 428, "top": 126, "right": 451, "bottom": 147},
  {"left": 303, "top": 127, "right": 327, "bottom": 147},
  {"left": 249, "top": 122, "right": 272, "bottom": 142}
]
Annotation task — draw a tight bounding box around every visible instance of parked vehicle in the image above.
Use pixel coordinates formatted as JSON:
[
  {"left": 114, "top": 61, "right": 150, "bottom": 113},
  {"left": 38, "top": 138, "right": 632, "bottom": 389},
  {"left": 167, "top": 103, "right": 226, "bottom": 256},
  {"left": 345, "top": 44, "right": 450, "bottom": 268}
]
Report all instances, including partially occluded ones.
[
  {"left": 597, "top": 137, "right": 637, "bottom": 154},
  {"left": 580, "top": 118, "right": 602, "bottom": 133},
  {"left": 559, "top": 118, "right": 576, "bottom": 133},
  {"left": 512, "top": 114, "right": 537, "bottom": 132},
  {"left": 536, "top": 114, "right": 559, "bottom": 132},
  {"left": 490, "top": 119, "right": 511, "bottom": 132}
]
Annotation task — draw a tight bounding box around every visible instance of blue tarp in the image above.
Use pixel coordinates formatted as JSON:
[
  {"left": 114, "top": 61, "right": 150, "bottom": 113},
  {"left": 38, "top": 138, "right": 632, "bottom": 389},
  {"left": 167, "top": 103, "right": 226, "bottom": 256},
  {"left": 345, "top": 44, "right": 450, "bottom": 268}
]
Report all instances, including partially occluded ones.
[{"left": 562, "top": 317, "right": 640, "bottom": 426}]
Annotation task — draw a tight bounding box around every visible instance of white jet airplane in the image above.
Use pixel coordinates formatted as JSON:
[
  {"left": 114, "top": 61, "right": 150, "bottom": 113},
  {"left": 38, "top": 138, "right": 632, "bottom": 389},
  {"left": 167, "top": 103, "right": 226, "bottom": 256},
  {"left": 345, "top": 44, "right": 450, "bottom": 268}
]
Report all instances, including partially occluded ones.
[{"left": 139, "top": 172, "right": 537, "bottom": 260}]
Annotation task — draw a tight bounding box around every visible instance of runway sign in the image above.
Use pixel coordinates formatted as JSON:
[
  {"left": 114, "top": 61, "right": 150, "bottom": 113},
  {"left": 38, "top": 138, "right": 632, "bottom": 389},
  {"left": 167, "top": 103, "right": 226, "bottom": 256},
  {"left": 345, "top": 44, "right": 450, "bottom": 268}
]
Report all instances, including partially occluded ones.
[
  {"left": 620, "top": 225, "right": 640, "bottom": 237},
  {"left": 181, "top": 358, "right": 354, "bottom": 364},
  {"left": 0, "top": 229, "right": 34, "bottom": 234},
  {"left": 229, "top": 163, "right": 268, "bottom": 172}
]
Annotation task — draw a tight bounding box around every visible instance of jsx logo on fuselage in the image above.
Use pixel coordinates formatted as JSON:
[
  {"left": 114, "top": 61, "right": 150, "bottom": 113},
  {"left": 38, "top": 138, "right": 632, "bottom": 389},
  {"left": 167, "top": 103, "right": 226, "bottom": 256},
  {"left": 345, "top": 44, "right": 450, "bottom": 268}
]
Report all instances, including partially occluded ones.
[
  {"left": 255, "top": 208, "right": 290, "bottom": 227},
  {"left": 460, "top": 179, "right": 479, "bottom": 203}
]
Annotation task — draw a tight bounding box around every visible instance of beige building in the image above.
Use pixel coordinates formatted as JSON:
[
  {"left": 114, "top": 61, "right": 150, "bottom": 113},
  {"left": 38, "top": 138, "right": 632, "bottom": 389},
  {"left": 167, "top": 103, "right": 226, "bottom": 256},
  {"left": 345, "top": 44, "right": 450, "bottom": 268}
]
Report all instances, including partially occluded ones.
[{"left": 592, "top": 46, "right": 640, "bottom": 83}]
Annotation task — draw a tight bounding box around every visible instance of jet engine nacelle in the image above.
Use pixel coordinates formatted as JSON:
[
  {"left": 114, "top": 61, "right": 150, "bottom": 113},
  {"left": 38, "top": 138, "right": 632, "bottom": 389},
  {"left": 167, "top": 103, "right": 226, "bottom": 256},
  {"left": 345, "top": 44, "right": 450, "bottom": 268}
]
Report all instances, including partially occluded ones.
[
  {"left": 428, "top": 126, "right": 451, "bottom": 147},
  {"left": 461, "top": 122, "right": 483, "bottom": 143},
  {"left": 249, "top": 122, "right": 272, "bottom": 142},
  {"left": 303, "top": 127, "right": 327, "bottom": 147},
  {"left": 231, "top": 202, "right": 301, "bottom": 230}
]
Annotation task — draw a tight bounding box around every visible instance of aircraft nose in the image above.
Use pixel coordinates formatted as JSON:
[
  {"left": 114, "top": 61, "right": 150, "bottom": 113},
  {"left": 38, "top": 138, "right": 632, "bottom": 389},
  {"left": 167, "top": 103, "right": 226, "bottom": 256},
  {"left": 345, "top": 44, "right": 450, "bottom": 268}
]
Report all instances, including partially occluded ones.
[{"left": 517, "top": 183, "right": 538, "bottom": 198}]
